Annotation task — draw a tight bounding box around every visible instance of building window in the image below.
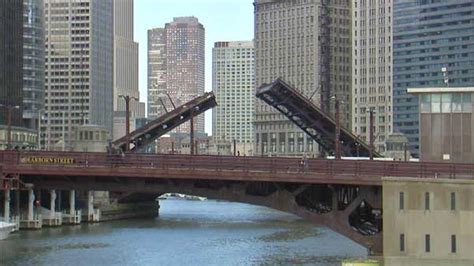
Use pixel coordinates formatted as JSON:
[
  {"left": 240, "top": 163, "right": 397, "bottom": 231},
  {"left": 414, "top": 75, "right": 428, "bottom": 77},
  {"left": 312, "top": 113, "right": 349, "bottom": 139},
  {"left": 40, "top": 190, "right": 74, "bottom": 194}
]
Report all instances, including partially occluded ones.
[
  {"left": 451, "top": 235, "right": 456, "bottom": 253},
  {"left": 451, "top": 192, "right": 456, "bottom": 211},
  {"left": 399, "top": 191, "right": 404, "bottom": 210},
  {"left": 425, "top": 234, "right": 430, "bottom": 252},
  {"left": 425, "top": 192, "right": 430, "bottom": 211},
  {"left": 400, "top": 233, "right": 405, "bottom": 252}
]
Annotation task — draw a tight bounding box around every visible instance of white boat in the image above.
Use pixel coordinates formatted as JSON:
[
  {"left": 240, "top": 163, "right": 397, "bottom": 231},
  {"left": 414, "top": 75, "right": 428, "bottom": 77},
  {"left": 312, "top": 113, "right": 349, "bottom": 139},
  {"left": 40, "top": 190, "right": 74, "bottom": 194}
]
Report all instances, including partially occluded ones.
[
  {"left": 0, "top": 221, "right": 16, "bottom": 240},
  {"left": 158, "top": 193, "right": 206, "bottom": 201}
]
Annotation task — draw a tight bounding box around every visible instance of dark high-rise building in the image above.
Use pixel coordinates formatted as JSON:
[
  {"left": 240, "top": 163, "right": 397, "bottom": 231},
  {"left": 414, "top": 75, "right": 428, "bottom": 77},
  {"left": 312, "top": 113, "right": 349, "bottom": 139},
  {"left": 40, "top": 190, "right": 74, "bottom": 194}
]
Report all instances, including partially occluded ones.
[
  {"left": 23, "top": 0, "right": 45, "bottom": 130},
  {"left": 393, "top": 0, "right": 474, "bottom": 157},
  {"left": 0, "top": 0, "right": 24, "bottom": 127}
]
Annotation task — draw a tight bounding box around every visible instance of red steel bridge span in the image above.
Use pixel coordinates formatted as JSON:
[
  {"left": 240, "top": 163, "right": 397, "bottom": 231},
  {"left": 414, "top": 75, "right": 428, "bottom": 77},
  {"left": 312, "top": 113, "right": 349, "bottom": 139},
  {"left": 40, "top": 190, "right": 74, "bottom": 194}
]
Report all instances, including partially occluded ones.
[{"left": 2, "top": 151, "right": 474, "bottom": 254}]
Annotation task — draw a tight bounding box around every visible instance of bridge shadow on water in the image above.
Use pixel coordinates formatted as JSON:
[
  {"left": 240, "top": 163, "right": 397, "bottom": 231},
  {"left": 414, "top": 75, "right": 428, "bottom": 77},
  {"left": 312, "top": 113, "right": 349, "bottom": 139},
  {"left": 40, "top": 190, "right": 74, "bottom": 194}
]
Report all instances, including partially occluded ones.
[{"left": 1, "top": 199, "right": 367, "bottom": 266}]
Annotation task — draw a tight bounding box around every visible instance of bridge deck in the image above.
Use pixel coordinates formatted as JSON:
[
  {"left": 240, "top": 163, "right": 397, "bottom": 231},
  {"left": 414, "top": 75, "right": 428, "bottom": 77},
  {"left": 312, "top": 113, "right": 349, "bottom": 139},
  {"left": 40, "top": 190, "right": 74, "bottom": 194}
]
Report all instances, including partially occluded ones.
[
  {"left": 112, "top": 92, "right": 217, "bottom": 152},
  {"left": 1, "top": 151, "right": 473, "bottom": 189},
  {"left": 256, "top": 78, "right": 381, "bottom": 157}
]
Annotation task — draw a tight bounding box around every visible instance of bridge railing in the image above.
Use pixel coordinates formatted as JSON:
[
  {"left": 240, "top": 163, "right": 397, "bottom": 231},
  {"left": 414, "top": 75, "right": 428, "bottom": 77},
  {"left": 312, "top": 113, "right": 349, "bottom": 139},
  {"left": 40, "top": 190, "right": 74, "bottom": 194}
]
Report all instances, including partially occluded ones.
[{"left": 1, "top": 151, "right": 473, "bottom": 180}]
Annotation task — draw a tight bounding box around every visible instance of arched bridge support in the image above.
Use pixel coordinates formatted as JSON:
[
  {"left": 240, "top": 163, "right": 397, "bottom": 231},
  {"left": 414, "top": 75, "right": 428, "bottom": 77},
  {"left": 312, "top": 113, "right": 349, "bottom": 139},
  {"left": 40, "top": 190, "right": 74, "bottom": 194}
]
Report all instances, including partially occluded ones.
[{"left": 28, "top": 176, "right": 383, "bottom": 254}]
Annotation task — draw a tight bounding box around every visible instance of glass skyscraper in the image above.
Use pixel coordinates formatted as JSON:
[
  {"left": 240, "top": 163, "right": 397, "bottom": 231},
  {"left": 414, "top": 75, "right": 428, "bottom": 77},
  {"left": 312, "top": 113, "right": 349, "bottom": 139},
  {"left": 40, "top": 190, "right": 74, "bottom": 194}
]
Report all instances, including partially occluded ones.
[
  {"left": 23, "top": 0, "right": 45, "bottom": 130},
  {"left": 393, "top": 0, "right": 474, "bottom": 157}
]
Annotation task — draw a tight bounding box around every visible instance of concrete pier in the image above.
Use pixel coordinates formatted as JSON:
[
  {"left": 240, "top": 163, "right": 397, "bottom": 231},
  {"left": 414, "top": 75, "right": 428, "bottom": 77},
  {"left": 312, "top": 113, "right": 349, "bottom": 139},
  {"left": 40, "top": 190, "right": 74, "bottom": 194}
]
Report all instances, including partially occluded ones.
[
  {"left": 86, "top": 191, "right": 101, "bottom": 222},
  {"left": 20, "top": 188, "right": 42, "bottom": 229},
  {"left": 3, "top": 189, "right": 10, "bottom": 222},
  {"left": 63, "top": 190, "right": 81, "bottom": 224},
  {"left": 42, "top": 190, "right": 62, "bottom": 226}
]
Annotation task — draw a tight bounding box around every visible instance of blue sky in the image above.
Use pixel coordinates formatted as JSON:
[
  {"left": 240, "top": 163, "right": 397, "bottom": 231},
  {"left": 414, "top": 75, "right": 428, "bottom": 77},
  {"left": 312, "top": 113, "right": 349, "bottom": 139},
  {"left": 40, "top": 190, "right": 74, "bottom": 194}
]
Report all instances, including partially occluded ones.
[{"left": 134, "top": 0, "right": 254, "bottom": 134}]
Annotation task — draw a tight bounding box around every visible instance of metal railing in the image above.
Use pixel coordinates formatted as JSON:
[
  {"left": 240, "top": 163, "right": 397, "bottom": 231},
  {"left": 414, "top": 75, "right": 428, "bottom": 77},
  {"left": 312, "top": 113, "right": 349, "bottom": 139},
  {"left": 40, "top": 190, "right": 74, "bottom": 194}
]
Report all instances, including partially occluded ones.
[{"left": 1, "top": 151, "right": 473, "bottom": 181}]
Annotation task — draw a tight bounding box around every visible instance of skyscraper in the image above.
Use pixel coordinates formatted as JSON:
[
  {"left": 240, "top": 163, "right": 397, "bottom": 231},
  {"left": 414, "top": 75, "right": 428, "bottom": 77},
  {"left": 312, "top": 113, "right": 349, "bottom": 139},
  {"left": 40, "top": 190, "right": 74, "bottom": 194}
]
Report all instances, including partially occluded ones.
[
  {"left": 212, "top": 41, "right": 254, "bottom": 155},
  {"left": 393, "top": 0, "right": 474, "bottom": 157},
  {"left": 253, "top": 0, "right": 352, "bottom": 157},
  {"left": 23, "top": 0, "right": 45, "bottom": 130},
  {"left": 147, "top": 28, "right": 167, "bottom": 119},
  {"left": 351, "top": 0, "right": 393, "bottom": 153},
  {"left": 147, "top": 17, "right": 205, "bottom": 133},
  {"left": 0, "top": 0, "right": 24, "bottom": 128},
  {"left": 44, "top": 0, "right": 113, "bottom": 150},
  {"left": 114, "top": 0, "right": 139, "bottom": 112},
  {"left": 112, "top": 0, "right": 142, "bottom": 140}
]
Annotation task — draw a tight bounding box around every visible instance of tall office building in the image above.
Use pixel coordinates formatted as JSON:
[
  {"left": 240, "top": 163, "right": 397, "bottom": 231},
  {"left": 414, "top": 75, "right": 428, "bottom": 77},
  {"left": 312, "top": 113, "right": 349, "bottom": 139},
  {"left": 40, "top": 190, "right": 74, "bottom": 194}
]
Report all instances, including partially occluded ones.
[
  {"left": 112, "top": 0, "right": 141, "bottom": 140},
  {"left": 0, "top": 0, "right": 24, "bottom": 128},
  {"left": 23, "top": 0, "right": 45, "bottom": 130},
  {"left": 351, "top": 0, "right": 393, "bottom": 153},
  {"left": 147, "top": 17, "right": 205, "bottom": 133},
  {"left": 147, "top": 28, "right": 167, "bottom": 119},
  {"left": 114, "top": 0, "right": 139, "bottom": 112},
  {"left": 44, "top": 0, "right": 114, "bottom": 150},
  {"left": 212, "top": 41, "right": 254, "bottom": 154},
  {"left": 393, "top": 0, "right": 474, "bottom": 157},
  {"left": 254, "top": 0, "right": 352, "bottom": 157}
]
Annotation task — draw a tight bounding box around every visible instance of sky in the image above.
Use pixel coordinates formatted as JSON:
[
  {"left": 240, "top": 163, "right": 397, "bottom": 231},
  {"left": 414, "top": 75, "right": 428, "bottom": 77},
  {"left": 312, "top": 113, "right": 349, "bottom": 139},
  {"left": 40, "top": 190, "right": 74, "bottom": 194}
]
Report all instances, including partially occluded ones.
[{"left": 134, "top": 0, "right": 254, "bottom": 134}]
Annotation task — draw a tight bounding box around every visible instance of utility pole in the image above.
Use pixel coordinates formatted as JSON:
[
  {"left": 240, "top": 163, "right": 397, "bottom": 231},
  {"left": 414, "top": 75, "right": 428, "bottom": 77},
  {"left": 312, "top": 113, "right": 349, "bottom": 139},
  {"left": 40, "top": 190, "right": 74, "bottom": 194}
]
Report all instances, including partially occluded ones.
[
  {"left": 368, "top": 109, "right": 375, "bottom": 160},
  {"left": 62, "top": 111, "right": 66, "bottom": 151},
  {"left": 37, "top": 110, "right": 43, "bottom": 150},
  {"left": 119, "top": 95, "right": 138, "bottom": 152},
  {"left": 190, "top": 108, "right": 194, "bottom": 155},
  {"left": 404, "top": 142, "right": 408, "bottom": 162},
  {"left": 0, "top": 104, "right": 20, "bottom": 149},
  {"left": 334, "top": 98, "right": 341, "bottom": 159},
  {"left": 233, "top": 139, "right": 237, "bottom": 156}
]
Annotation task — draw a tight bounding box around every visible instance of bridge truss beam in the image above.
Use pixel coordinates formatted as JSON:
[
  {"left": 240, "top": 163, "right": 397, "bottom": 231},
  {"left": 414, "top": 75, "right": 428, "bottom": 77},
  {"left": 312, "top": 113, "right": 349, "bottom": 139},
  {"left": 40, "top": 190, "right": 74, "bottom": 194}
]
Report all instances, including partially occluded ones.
[
  {"left": 112, "top": 92, "right": 217, "bottom": 152},
  {"left": 256, "top": 78, "right": 382, "bottom": 158}
]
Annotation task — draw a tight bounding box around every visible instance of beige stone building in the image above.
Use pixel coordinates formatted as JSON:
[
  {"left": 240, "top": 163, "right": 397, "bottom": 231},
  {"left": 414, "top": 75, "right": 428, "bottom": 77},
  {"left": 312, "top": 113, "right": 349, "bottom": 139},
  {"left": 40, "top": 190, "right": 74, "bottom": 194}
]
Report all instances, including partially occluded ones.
[
  {"left": 383, "top": 177, "right": 474, "bottom": 265},
  {"left": 253, "top": 0, "right": 352, "bottom": 157},
  {"left": 351, "top": 0, "right": 393, "bottom": 153},
  {"left": 44, "top": 0, "right": 114, "bottom": 150},
  {"left": 113, "top": 0, "right": 142, "bottom": 138}
]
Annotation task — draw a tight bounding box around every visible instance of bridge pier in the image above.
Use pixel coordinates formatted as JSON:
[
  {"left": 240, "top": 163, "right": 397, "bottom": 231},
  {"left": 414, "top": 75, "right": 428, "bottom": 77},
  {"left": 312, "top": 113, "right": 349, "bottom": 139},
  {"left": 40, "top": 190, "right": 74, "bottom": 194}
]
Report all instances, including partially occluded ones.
[
  {"left": 86, "top": 191, "right": 100, "bottom": 222},
  {"left": 42, "top": 189, "right": 62, "bottom": 226},
  {"left": 3, "top": 188, "right": 10, "bottom": 222},
  {"left": 20, "top": 188, "right": 42, "bottom": 229},
  {"left": 69, "top": 190, "right": 75, "bottom": 215},
  {"left": 27, "top": 189, "right": 34, "bottom": 221},
  {"left": 63, "top": 190, "right": 81, "bottom": 224}
]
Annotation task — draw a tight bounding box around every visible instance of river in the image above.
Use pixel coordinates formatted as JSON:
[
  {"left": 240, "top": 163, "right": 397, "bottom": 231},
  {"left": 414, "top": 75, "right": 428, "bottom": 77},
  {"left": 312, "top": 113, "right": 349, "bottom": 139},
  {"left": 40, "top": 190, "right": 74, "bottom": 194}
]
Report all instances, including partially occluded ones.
[{"left": 0, "top": 199, "right": 366, "bottom": 265}]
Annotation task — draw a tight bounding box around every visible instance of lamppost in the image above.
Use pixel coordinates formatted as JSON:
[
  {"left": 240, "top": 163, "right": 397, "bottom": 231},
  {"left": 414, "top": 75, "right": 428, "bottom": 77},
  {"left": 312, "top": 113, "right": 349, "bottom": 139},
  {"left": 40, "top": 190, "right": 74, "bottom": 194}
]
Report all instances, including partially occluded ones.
[
  {"left": 37, "top": 109, "right": 44, "bottom": 150},
  {"left": 367, "top": 108, "right": 376, "bottom": 160},
  {"left": 330, "top": 96, "right": 343, "bottom": 159},
  {"left": 0, "top": 104, "right": 20, "bottom": 149},
  {"left": 119, "top": 95, "right": 138, "bottom": 151},
  {"left": 62, "top": 111, "right": 67, "bottom": 151}
]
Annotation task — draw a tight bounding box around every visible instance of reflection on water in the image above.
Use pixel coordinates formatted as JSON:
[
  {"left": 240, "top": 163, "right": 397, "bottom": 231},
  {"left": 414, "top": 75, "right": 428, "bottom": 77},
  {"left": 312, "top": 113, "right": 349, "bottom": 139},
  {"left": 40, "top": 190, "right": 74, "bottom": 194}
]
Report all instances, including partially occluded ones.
[{"left": 0, "top": 199, "right": 367, "bottom": 265}]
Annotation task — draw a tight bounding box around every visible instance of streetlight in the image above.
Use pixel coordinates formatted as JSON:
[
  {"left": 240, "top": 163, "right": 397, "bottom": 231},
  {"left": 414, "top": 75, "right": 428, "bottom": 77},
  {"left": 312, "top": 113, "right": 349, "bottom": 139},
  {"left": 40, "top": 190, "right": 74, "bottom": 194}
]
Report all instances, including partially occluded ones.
[
  {"left": 37, "top": 109, "right": 44, "bottom": 150},
  {"left": 118, "top": 95, "right": 139, "bottom": 151},
  {"left": 366, "top": 108, "right": 376, "bottom": 160},
  {"left": 62, "top": 111, "right": 67, "bottom": 151},
  {"left": 330, "top": 96, "right": 343, "bottom": 159},
  {"left": 0, "top": 104, "right": 20, "bottom": 149}
]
